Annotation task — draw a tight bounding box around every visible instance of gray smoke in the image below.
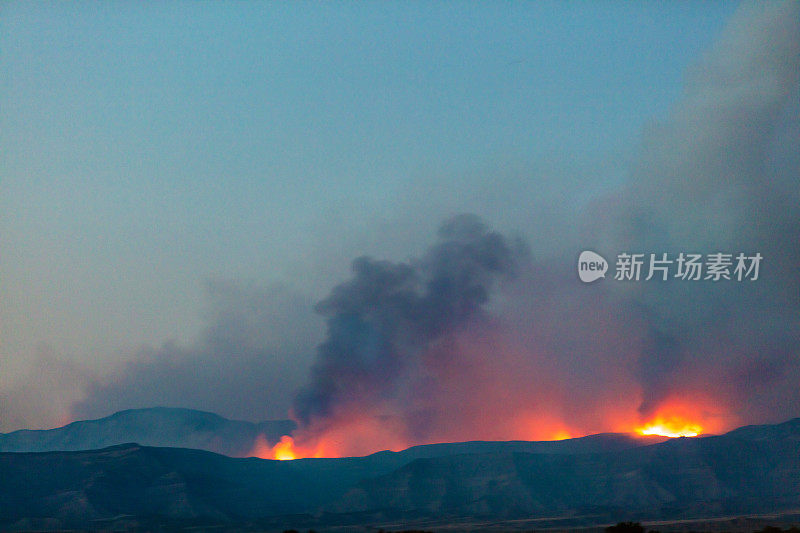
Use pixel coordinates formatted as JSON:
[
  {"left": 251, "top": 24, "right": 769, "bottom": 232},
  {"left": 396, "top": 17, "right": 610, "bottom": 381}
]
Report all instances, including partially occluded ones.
[
  {"left": 589, "top": 0, "right": 800, "bottom": 419},
  {"left": 292, "top": 214, "right": 519, "bottom": 429}
]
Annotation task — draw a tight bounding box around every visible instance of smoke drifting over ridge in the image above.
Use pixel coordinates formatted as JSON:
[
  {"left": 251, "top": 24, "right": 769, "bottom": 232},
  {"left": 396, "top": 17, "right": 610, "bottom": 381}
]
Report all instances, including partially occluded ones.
[{"left": 73, "top": 281, "right": 322, "bottom": 424}]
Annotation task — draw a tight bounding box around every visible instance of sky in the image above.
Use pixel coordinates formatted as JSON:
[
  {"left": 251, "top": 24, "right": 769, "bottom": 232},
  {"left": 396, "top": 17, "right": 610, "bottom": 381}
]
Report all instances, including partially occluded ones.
[{"left": 1, "top": 1, "right": 797, "bottom": 438}]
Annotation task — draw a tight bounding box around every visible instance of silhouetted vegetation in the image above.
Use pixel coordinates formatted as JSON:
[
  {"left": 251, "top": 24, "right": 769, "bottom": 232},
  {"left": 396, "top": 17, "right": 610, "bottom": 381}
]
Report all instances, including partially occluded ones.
[
  {"left": 376, "top": 530, "right": 434, "bottom": 533},
  {"left": 600, "top": 523, "right": 800, "bottom": 533},
  {"left": 606, "top": 522, "right": 645, "bottom": 533}
]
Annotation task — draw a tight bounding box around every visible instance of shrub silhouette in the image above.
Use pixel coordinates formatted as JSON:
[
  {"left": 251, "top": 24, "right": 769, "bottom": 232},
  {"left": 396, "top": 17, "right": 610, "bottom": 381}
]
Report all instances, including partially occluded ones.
[{"left": 606, "top": 522, "right": 645, "bottom": 533}]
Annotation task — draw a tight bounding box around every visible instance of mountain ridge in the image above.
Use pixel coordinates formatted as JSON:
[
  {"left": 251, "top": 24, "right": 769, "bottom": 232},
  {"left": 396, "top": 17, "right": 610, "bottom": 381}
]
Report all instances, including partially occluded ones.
[
  {"left": 0, "top": 417, "right": 798, "bottom": 531},
  {"left": 0, "top": 406, "right": 295, "bottom": 457}
]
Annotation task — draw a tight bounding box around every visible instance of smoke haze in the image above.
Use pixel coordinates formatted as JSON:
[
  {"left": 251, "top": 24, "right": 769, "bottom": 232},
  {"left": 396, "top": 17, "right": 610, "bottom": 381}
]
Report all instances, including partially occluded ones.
[{"left": 73, "top": 281, "right": 322, "bottom": 423}]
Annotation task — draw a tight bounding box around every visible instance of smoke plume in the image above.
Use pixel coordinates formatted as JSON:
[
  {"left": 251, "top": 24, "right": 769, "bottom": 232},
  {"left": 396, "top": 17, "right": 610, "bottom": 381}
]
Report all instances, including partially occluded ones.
[{"left": 291, "top": 215, "right": 521, "bottom": 448}]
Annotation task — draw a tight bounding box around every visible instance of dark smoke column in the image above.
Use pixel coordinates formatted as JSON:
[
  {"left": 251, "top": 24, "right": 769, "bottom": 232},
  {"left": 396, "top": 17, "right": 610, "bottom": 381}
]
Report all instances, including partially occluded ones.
[{"left": 292, "top": 214, "right": 517, "bottom": 435}]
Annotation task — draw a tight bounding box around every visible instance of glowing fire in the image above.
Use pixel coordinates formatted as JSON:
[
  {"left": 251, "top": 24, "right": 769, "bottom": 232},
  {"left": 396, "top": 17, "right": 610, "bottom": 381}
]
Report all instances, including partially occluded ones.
[
  {"left": 247, "top": 434, "right": 315, "bottom": 460},
  {"left": 243, "top": 394, "right": 729, "bottom": 459},
  {"left": 271, "top": 435, "right": 297, "bottom": 460},
  {"left": 633, "top": 400, "right": 715, "bottom": 438},
  {"left": 248, "top": 433, "right": 336, "bottom": 460},
  {"left": 549, "top": 430, "right": 573, "bottom": 441},
  {"left": 637, "top": 416, "right": 703, "bottom": 437}
]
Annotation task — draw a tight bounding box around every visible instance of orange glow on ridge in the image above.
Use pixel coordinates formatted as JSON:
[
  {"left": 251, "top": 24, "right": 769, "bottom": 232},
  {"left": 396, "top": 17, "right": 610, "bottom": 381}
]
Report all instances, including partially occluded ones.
[
  {"left": 247, "top": 433, "right": 341, "bottom": 460},
  {"left": 636, "top": 416, "right": 703, "bottom": 437},
  {"left": 271, "top": 435, "right": 297, "bottom": 460},
  {"left": 549, "top": 429, "right": 573, "bottom": 441},
  {"left": 632, "top": 397, "right": 725, "bottom": 438},
  {"left": 243, "top": 394, "right": 732, "bottom": 459}
]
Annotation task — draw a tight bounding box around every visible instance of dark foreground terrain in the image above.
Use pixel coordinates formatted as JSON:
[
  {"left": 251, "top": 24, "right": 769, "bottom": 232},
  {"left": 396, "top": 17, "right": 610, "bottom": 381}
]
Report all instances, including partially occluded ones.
[{"left": 0, "top": 418, "right": 798, "bottom": 532}]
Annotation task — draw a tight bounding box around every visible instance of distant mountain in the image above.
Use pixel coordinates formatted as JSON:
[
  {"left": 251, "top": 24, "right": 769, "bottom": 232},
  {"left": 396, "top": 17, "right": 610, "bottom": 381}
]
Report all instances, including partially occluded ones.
[
  {"left": 0, "top": 418, "right": 798, "bottom": 531},
  {"left": 0, "top": 407, "right": 295, "bottom": 457},
  {"left": 720, "top": 417, "right": 800, "bottom": 442}
]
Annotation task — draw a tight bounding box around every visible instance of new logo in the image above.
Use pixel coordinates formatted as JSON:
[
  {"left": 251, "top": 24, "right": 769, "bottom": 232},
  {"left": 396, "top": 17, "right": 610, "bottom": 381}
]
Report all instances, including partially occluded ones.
[{"left": 578, "top": 251, "right": 608, "bottom": 283}]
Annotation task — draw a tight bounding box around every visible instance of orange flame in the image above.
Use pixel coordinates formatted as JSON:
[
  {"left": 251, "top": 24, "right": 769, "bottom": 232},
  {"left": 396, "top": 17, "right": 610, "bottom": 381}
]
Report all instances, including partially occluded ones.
[
  {"left": 632, "top": 397, "right": 725, "bottom": 438},
  {"left": 636, "top": 416, "right": 703, "bottom": 437},
  {"left": 271, "top": 435, "right": 297, "bottom": 460},
  {"left": 247, "top": 433, "right": 336, "bottom": 460},
  {"left": 549, "top": 429, "right": 573, "bottom": 441},
  {"left": 243, "top": 392, "right": 732, "bottom": 459}
]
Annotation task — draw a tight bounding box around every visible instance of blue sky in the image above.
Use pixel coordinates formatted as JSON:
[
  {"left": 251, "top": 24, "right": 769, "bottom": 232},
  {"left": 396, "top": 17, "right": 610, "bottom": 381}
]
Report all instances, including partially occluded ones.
[{"left": 1, "top": 1, "right": 766, "bottom": 430}]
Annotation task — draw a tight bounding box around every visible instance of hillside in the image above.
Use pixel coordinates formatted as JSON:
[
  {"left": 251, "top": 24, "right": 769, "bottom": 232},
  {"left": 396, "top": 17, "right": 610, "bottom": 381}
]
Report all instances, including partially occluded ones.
[{"left": 0, "top": 418, "right": 798, "bottom": 531}]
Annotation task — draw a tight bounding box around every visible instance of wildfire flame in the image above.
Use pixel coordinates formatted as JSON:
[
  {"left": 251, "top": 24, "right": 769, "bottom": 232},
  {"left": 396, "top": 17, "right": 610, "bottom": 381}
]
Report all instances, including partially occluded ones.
[
  {"left": 271, "top": 435, "right": 297, "bottom": 460},
  {"left": 248, "top": 434, "right": 314, "bottom": 460},
  {"left": 245, "top": 395, "right": 726, "bottom": 459},
  {"left": 636, "top": 416, "right": 703, "bottom": 437},
  {"left": 634, "top": 402, "right": 710, "bottom": 439},
  {"left": 260, "top": 434, "right": 334, "bottom": 460},
  {"left": 549, "top": 429, "right": 573, "bottom": 441}
]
